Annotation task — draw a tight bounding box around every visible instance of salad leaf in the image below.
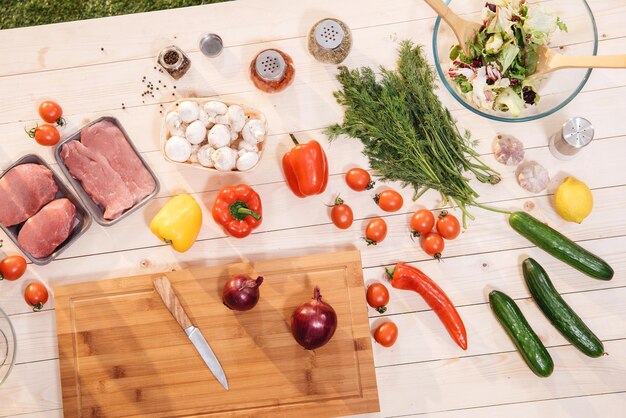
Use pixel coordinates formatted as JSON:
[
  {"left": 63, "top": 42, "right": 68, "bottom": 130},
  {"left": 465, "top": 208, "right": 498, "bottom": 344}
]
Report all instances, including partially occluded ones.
[
  {"left": 495, "top": 87, "right": 525, "bottom": 117},
  {"left": 556, "top": 17, "right": 568, "bottom": 32},
  {"left": 486, "top": 33, "right": 504, "bottom": 54},
  {"left": 525, "top": 47, "right": 539, "bottom": 74},
  {"left": 498, "top": 42, "right": 520, "bottom": 73},
  {"left": 450, "top": 44, "right": 462, "bottom": 60}
]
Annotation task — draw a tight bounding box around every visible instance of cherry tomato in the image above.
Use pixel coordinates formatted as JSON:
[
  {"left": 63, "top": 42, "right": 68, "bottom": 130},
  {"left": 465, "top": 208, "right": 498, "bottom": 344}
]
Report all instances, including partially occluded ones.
[
  {"left": 436, "top": 211, "right": 461, "bottom": 240},
  {"left": 374, "top": 321, "right": 398, "bottom": 347},
  {"left": 0, "top": 255, "right": 27, "bottom": 281},
  {"left": 345, "top": 168, "right": 374, "bottom": 191},
  {"left": 28, "top": 124, "right": 60, "bottom": 146},
  {"left": 38, "top": 100, "right": 65, "bottom": 125},
  {"left": 374, "top": 189, "right": 403, "bottom": 212},
  {"left": 410, "top": 209, "right": 435, "bottom": 237},
  {"left": 365, "top": 218, "right": 387, "bottom": 246},
  {"left": 422, "top": 232, "right": 445, "bottom": 259},
  {"left": 24, "top": 282, "right": 48, "bottom": 312},
  {"left": 329, "top": 196, "right": 353, "bottom": 229},
  {"left": 366, "top": 283, "right": 390, "bottom": 314}
]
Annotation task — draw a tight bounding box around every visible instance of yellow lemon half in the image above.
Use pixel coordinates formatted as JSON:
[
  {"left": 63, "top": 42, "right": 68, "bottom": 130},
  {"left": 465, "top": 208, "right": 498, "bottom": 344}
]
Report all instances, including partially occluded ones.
[{"left": 555, "top": 177, "right": 593, "bottom": 224}]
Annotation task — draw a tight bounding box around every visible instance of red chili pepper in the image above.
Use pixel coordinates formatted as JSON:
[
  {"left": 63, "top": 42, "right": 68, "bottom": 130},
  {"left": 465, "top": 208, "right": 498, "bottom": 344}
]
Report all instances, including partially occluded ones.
[
  {"left": 387, "top": 263, "right": 467, "bottom": 350},
  {"left": 212, "top": 184, "right": 262, "bottom": 238},
  {"left": 282, "top": 134, "right": 329, "bottom": 197}
]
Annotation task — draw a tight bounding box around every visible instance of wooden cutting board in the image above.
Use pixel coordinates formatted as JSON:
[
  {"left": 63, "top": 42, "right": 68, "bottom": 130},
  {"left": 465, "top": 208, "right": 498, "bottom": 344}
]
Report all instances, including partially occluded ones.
[{"left": 54, "top": 250, "right": 379, "bottom": 417}]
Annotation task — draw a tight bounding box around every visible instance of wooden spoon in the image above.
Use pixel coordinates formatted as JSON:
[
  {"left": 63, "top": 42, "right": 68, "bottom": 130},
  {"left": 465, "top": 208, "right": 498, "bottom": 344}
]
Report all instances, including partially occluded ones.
[
  {"left": 533, "top": 47, "right": 626, "bottom": 77},
  {"left": 423, "top": 0, "right": 481, "bottom": 56}
]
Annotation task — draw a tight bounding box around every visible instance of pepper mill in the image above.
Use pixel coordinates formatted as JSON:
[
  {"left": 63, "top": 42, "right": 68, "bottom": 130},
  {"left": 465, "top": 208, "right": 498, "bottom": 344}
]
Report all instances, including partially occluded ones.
[{"left": 549, "top": 117, "right": 594, "bottom": 160}]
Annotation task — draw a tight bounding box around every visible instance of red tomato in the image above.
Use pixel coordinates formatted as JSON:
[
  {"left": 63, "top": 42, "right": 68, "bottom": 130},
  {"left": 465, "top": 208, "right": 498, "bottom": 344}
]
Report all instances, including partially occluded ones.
[
  {"left": 28, "top": 124, "right": 60, "bottom": 146},
  {"left": 0, "top": 255, "right": 27, "bottom": 281},
  {"left": 374, "top": 321, "right": 398, "bottom": 347},
  {"left": 38, "top": 100, "right": 64, "bottom": 125},
  {"left": 422, "top": 232, "right": 445, "bottom": 259},
  {"left": 410, "top": 209, "right": 435, "bottom": 237},
  {"left": 374, "top": 190, "right": 403, "bottom": 212},
  {"left": 329, "top": 196, "right": 353, "bottom": 229},
  {"left": 365, "top": 218, "right": 387, "bottom": 246},
  {"left": 366, "top": 283, "right": 390, "bottom": 313},
  {"left": 345, "top": 168, "right": 374, "bottom": 191},
  {"left": 24, "top": 282, "right": 49, "bottom": 312},
  {"left": 436, "top": 211, "right": 461, "bottom": 240}
]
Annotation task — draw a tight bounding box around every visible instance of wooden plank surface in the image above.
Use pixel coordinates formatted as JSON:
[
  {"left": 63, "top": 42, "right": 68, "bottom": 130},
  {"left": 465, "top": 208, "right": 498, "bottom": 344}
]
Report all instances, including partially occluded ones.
[
  {"left": 0, "top": 0, "right": 625, "bottom": 416},
  {"left": 53, "top": 251, "right": 378, "bottom": 417}
]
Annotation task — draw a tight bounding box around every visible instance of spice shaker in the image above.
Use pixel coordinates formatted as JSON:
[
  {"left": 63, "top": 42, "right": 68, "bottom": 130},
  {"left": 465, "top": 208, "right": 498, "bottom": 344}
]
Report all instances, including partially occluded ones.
[
  {"left": 199, "top": 33, "right": 223, "bottom": 58},
  {"left": 549, "top": 117, "right": 594, "bottom": 160},
  {"left": 308, "top": 18, "right": 352, "bottom": 64},
  {"left": 249, "top": 49, "right": 295, "bottom": 94},
  {"left": 157, "top": 45, "right": 191, "bottom": 80}
]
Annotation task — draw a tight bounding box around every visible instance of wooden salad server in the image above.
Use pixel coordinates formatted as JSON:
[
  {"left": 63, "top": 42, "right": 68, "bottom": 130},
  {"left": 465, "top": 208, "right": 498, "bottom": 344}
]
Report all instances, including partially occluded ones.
[
  {"left": 533, "top": 48, "right": 626, "bottom": 77},
  {"left": 423, "top": 0, "right": 481, "bottom": 56}
]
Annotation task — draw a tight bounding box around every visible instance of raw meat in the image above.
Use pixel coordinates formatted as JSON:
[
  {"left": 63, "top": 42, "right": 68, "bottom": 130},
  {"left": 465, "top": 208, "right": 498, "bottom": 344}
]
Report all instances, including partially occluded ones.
[
  {"left": 61, "top": 140, "right": 135, "bottom": 220},
  {"left": 18, "top": 198, "right": 76, "bottom": 259},
  {"left": 0, "top": 163, "right": 58, "bottom": 227},
  {"left": 81, "top": 120, "right": 156, "bottom": 204}
]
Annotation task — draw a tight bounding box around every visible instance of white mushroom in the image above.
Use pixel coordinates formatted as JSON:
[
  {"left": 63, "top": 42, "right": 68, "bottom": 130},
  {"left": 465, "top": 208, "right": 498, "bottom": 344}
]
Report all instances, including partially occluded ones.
[
  {"left": 189, "top": 145, "right": 200, "bottom": 163},
  {"left": 230, "top": 129, "right": 239, "bottom": 143},
  {"left": 165, "top": 111, "right": 182, "bottom": 132},
  {"left": 197, "top": 145, "right": 215, "bottom": 168},
  {"left": 236, "top": 151, "right": 259, "bottom": 171},
  {"left": 227, "top": 104, "right": 246, "bottom": 133},
  {"left": 212, "top": 114, "right": 229, "bottom": 125},
  {"left": 238, "top": 140, "right": 259, "bottom": 153},
  {"left": 169, "top": 125, "right": 185, "bottom": 138},
  {"left": 185, "top": 120, "right": 207, "bottom": 145},
  {"left": 208, "top": 124, "right": 231, "bottom": 148},
  {"left": 198, "top": 108, "right": 212, "bottom": 128},
  {"left": 178, "top": 101, "right": 199, "bottom": 123},
  {"left": 165, "top": 135, "right": 192, "bottom": 163},
  {"left": 242, "top": 119, "right": 266, "bottom": 145},
  {"left": 212, "top": 147, "right": 238, "bottom": 171},
  {"left": 517, "top": 161, "right": 550, "bottom": 193},
  {"left": 203, "top": 101, "right": 228, "bottom": 117}
]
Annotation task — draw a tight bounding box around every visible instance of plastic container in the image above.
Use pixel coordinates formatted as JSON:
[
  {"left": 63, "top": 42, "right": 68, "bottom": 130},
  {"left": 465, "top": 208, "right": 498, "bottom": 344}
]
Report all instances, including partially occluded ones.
[
  {"left": 55, "top": 116, "right": 160, "bottom": 226},
  {"left": 0, "top": 307, "right": 16, "bottom": 386},
  {"left": 0, "top": 154, "right": 92, "bottom": 265},
  {"left": 160, "top": 98, "right": 267, "bottom": 172}
]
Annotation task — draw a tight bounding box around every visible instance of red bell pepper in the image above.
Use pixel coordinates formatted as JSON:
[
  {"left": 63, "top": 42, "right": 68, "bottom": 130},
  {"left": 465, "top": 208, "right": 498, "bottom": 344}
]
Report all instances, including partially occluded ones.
[
  {"left": 212, "top": 184, "right": 262, "bottom": 238},
  {"left": 387, "top": 263, "right": 468, "bottom": 350},
  {"left": 282, "top": 134, "right": 329, "bottom": 197}
]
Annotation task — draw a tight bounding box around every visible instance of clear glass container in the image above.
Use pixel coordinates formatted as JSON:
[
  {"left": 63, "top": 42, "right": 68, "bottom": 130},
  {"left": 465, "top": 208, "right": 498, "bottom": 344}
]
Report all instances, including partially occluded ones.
[
  {"left": 157, "top": 45, "right": 192, "bottom": 80},
  {"left": 0, "top": 307, "right": 16, "bottom": 385}
]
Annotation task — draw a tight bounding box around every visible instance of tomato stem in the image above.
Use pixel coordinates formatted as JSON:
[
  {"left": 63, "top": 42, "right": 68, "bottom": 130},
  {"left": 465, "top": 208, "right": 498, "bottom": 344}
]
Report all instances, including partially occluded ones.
[
  {"left": 376, "top": 306, "right": 387, "bottom": 314},
  {"left": 363, "top": 238, "right": 378, "bottom": 246},
  {"left": 289, "top": 133, "right": 299, "bottom": 145},
  {"left": 56, "top": 117, "right": 66, "bottom": 127},
  {"left": 366, "top": 181, "right": 375, "bottom": 190},
  {"left": 385, "top": 267, "right": 395, "bottom": 279},
  {"left": 33, "top": 302, "right": 44, "bottom": 312}
]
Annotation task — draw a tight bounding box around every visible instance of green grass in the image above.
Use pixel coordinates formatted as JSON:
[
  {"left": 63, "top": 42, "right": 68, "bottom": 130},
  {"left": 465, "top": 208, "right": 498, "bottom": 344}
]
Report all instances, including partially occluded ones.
[{"left": 0, "top": 0, "right": 230, "bottom": 30}]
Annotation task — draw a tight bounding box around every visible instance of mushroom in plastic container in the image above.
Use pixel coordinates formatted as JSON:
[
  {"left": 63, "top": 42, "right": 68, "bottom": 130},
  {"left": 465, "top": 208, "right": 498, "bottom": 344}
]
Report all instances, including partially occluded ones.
[
  {"left": 227, "top": 105, "right": 246, "bottom": 133},
  {"left": 197, "top": 145, "right": 215, "bottom": 168},
  {"left": 185, "top": 120, "right": 207, "bottom": 145},
  {"left": 178, "top": 101, "right": 199, "bottom": 123},
  {"left": 165, "top": 136, "right": 192, "bottom": 163},
  {"left": 242, "top": 119, "right": 266, "bottom": 145},
  {"left": 212, "top": 147, "right": 238, "bottom": 171},
  {"left": 208, "top": 124, "right": 231, "bottom": 149}
]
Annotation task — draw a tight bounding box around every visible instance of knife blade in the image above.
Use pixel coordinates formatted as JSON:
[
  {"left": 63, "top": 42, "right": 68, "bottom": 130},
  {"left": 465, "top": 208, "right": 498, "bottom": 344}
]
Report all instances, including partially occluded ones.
[{"left": 153, "top": 276, "right": 229, "bottom": 390}]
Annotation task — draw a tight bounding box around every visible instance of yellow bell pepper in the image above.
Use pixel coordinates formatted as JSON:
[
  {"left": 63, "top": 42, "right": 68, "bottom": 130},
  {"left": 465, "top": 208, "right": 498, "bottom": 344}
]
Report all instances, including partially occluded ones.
[{"left": 150, "top": 194, "right": 202, "bottom": 252}]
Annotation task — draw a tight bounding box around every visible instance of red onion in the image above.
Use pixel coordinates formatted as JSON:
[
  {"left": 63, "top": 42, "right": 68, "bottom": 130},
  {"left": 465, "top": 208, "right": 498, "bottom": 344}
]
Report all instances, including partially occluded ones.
[
  {"left": 222, "top": 275, "right": 263, "bottom": 311},
  {"left": 291, "top": 287, "right": 337, "bottom": 350}
]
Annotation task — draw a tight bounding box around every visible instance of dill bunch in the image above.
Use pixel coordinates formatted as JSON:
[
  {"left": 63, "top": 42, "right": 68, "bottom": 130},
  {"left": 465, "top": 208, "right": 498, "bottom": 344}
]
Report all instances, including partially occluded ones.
[{"left": 325, "top": 40, "right": 500, "bottom": 224}]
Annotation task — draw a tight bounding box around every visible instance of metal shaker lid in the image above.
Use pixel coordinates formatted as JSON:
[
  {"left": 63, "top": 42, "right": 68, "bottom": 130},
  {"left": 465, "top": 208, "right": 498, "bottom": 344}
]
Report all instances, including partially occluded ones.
[
  {"left": 561, "top": 117, "right": 594, "bottom": 149},
  {"left": 254, "top": 49, "right": 286, "bottom": 81},
  {"left": 199, "top": 33, "right": 223, "bottom": 58},
  {"left": 314, "top": 19, "right": 345, "bottom": 50}
]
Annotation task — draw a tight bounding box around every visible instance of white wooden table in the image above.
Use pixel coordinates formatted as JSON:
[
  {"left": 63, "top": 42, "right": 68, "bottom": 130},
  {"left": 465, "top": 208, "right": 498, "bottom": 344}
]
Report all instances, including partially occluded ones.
[{"left": 1, "top": 0, "right": 625, "bottom": 416}]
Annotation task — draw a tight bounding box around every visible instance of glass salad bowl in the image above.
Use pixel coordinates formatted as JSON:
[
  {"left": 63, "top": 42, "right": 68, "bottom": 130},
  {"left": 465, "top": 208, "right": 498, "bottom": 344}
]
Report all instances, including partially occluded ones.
[
  {"left": 432, "top": 0, "right": 598, "bottom": 122},
  {"left": 0, "top": 307, "right": 17, "bottom": 385}
]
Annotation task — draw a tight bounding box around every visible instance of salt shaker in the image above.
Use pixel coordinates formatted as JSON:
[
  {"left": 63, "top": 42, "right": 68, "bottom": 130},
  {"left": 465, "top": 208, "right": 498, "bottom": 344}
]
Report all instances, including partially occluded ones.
[
  {"left": 157, "top": 45, "right": 191, "bottom": 80},
  {"left": 249, "top": 49, "right": 295, "bottom": 94},
  {"left": 307, "top": 18, "right": 353, "bottom": 64},
  {"left": 549, "top": 117, "right": 594, "bottom": 160}
]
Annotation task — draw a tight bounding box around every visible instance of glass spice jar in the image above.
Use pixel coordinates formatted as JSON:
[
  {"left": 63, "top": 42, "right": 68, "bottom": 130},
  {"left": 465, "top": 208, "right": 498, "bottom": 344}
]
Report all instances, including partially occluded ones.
[
  {"left": 157, "top": 45, "right": 191, "bottom": 80},
  {"left": 307, "top": 18, "right": 352, "bottom": 64},
  {"left": 249, "top": 49, "right": 295, "bottom": 94}
]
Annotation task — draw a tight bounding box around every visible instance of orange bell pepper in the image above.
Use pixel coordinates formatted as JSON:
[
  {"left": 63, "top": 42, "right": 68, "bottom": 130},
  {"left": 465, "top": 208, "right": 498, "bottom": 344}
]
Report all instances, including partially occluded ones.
[
  {"left": 212, "top": 184, "right": 262, "bottom": 238},
  {"left": 282, "top": 134, "right": 328, "bottom": 197}
]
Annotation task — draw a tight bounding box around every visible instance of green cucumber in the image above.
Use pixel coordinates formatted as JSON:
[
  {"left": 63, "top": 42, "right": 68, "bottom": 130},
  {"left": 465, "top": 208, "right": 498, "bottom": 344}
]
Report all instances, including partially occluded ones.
[
  {"left": 523, "top": 258, "right": 604, "bottom": 358},
  {"left": 489, "top": 290, "right": 554, "bottom": 377},
  {"left": 509, "top": 211, "right": 613, "bottom": 280}
]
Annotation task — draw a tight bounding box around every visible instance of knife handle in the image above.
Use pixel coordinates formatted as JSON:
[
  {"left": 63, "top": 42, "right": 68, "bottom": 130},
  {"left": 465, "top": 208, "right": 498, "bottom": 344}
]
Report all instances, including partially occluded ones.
[{"left": 153, "top": 276, "right": 193, "bottom": 330}]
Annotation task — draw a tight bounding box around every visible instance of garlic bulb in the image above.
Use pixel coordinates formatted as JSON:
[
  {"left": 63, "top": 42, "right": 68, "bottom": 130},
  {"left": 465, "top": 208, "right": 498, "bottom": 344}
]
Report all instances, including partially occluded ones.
[
  {"left": 178, "top": 101, "right": 199, "bottom": 123},
  {"left": 242, "top": 119, "right": 266, "bottom": 145},
  {"left": 227, "top": 105, "right": 246, "bottom": 133},
  {"left": 517, "top": 161, "right": 550, "bottom": 193},
  {"left": 236, "top": 151, "right": 259, "bottom": 171},
  {"left": 208, "top": 124, "right": 231, "bottom": 148},
  {"left": 212, "top": 147, "right": 238, "bottom": 171},
  {"left": 165, "top": 135, "right": 192, "bottom": 163},
  {"left": 493, "top": 134, "right": 525, "bottom": 166},
  {"left": 185, "top": 120, "right": 207, "bottom": 145}
]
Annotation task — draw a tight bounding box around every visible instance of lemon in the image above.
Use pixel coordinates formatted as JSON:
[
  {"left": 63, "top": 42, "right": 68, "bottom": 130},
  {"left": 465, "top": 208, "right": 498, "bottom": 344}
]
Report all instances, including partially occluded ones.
[{"left": 555, "top": 177, "right": 593, "bottom": 223}]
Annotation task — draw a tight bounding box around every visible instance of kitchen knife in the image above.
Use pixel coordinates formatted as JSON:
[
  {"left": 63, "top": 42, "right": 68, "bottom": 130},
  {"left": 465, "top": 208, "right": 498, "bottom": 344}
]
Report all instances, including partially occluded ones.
[{"left": 153, "top": 276, "right": 229, "bottom": 390}]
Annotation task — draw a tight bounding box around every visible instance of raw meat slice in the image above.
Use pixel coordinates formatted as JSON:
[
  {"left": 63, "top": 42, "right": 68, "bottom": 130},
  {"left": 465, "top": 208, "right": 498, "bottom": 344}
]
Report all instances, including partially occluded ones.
[
  {"left": 0, "top": 163, "right": 58, "bottom": 227},
  {"left": 81, "top": 120, "right": 156, "bottom": 204},
  {"left": 18, "top": 198, "right": 76, "bottom": 259},
  {"left": 61, "top": 140, "right": 135, "bottom": 220}
]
